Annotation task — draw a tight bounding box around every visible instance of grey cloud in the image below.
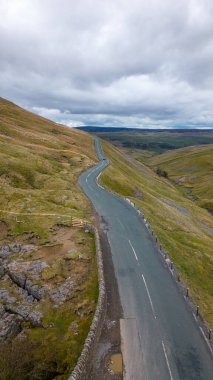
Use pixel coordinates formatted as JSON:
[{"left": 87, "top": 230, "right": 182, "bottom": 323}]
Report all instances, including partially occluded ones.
[{"left": 1, "top": 0, "right": 213, "bottom": 128}]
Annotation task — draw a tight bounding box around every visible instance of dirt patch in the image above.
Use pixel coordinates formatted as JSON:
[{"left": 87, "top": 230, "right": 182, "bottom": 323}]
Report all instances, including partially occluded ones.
[
  {"left": 33, "top": 225, "right": 79, "bottom": 263},
  {"left": 160, "top": 198, "right": 190, "bottom": 216},
  {"left": 108, "top": 354, "right": 123, "bottom": 374},
  {"left": 89, "top": 216, "right": 123, "bottom": 380}
]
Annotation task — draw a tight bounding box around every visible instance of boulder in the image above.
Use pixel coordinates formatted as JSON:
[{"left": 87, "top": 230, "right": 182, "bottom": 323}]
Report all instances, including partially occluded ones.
[
  {"left": 0, "top": 312, "right": 23, "bottom": 340},
  {"left": 28, "top": 311, "right": 43, "bottom": 327},
  {"left": 0, "top": 288, "right": 16, "bottom": 303},
  {"left": 25, "top": 280, "right": 46, "bottom": 300},
  {"left": 5, "top": 305, "right": 31, "bottom": 319},
  {"left": 8, "top": 270, "right": 26, "bottom": 288}
]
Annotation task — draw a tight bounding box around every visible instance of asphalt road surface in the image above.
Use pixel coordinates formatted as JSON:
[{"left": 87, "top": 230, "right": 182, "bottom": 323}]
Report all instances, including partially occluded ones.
[{"left": 79, "top": 139, "right": 213, "bottom": 380}]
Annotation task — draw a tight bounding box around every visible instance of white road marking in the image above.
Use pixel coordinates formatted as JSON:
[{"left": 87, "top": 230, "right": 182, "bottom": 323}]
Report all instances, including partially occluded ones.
[
  {"left": 118, "top": 219, "right": 125, "bottom": 230},
  {"left": 128, "top": 240, "right": 138, "bottom": 261},
  {"left": 162, "top": 341, "right": 174, "bottom": 380},
  {"left": 199, "top": 327, "right": 213, "bottom": 356},
  {"left": 141, "top": 274, "right": 157, "bottom": 319}
]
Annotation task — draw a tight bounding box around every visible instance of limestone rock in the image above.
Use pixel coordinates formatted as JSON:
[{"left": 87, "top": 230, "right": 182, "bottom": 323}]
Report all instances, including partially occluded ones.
[
  {"left": 0, "top": 304, "right": 5, "bottom": 317},
  {"left": 0, "top": 312, "right": 23, "bottom": 340},
  {"left": 49, "top": 277, "right": 74, "bottom": 304},
  {"left": 28, "top": 311, "right": 43, "bottom": 327},
  {"left": 25, "top": 279, "right": 46, "bottom": 300},
  {"left": 5, "top": 305, "right": 31, "bottom": 319},
  {"left": 8, "top": 270, "right": 26, "bottom": 288},
  {"left": 0, "top": 288, "right": 16, "bottom": 303}
]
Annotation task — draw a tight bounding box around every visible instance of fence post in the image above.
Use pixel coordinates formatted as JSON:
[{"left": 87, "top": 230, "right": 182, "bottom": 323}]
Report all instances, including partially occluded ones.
[{"left": 196, "top": 305, "right": 199, "bottom": 317}]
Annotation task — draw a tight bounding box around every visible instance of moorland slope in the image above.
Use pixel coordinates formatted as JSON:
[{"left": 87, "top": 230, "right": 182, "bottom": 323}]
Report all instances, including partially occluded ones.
[
  {"left": 0, "top": 98, "right": 98, "bottom": 380},
  {"left": 147, "top": 144, "right": 213, "bottom": 213}
]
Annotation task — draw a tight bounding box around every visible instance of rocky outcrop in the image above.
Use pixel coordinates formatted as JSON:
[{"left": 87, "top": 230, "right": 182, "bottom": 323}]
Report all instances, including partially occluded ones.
[
  {"left": 0, "top": 244, "right": 36, "bottom": 259},
  {"left": 7, "top": 260, "right": 48, "bottom": 301},
  {"left": 49, "top": 277, "right": 74, "bottom": 304},
  {"left": 27, "top": 311, "right": 43, "bottom": 327},
  {"left": 8, "top": 270, "right": 26, "bottom": 288},
  {"left": 4, "top": 305, "right": 43, "bottom": 328},
  {"left": 0, "top": 308, "right": 23, "bottom": 340},
  {"left": 0, "top": 288, "right": 16, "bottom": 303},
  {"left": 25, "top": 280, "right": 46, "bottom": 301},
  {"left": 0, "top": 242, "right": 46, "bottom": 340},
  {"left": 5, "top": 305, "right": 31, "bottom": 319}
]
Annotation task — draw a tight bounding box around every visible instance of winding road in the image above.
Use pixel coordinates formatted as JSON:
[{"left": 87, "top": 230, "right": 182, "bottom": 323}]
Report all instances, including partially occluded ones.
[{"left": 79, "top": 139, "right": 213, "bottom": 380}]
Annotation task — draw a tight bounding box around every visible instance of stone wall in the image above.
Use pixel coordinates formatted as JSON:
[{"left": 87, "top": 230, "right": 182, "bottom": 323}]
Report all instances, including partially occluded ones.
[{"left": 68, "top": 227, "right": 106, "bottom": 380}]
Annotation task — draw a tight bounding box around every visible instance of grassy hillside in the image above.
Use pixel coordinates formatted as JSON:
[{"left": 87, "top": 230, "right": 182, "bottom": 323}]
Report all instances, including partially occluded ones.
[
  {"left": 93, "top": 129, "right": 213, "bottom": 153},
  {"left": 100, "top": 141, "right": 213, "bottom": 329},
  {"left": 0, "top": 98, "right": 98, "bottom": 379},
  {"left": 146, "top": 144, "right": 213, "bottom": 213}
]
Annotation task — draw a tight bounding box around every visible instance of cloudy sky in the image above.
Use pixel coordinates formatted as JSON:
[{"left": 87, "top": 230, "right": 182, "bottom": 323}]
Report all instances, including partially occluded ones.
[{"left": 1, "top": 0, "right": 213, "bottom": 129}]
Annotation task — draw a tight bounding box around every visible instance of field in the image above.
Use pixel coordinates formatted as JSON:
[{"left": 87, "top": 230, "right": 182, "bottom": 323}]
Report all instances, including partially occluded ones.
[
  {"left": 85, "top": 128, "right": 213, "bottom": 153},
  {"left": 0, "top": 98, "right": 98, "bottom": 379},
  {"left": 100, "top": 141, "right": 213, "bottom": 329}
]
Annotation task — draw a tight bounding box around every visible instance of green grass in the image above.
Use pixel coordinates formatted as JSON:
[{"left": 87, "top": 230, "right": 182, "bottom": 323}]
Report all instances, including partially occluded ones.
[
  {"left": 100, "top": 141, "right": 213, "bottom": 329},
  {"left": 95, "top": 130, "right": 213, "bottom": 153},
  {"left": 0, "top": 97, "right": 99, "bottom": 379},
  {"left": 0, "top": 98, "right": 98, "bottom": 241},
  {"left": 146, "top": 144, "right": 213, "bottom": 213}
]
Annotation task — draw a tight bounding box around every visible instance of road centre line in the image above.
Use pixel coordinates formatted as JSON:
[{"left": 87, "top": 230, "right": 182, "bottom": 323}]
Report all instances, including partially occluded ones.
[
  {"left": 118, "top": 218, "right": 125, "bottom": 230},
  {"left": 162, "top": 341, "right": 174, "bottom": 380},
  {"left": 141, "top": 274, "right": 157, "bottom": 319},
  {"left": 128, "top": 240, "right": 138, "bottom": 261}
]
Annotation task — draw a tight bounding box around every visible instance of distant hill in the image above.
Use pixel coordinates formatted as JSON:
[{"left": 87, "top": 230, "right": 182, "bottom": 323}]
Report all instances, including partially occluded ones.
[
  {"left": 77, "top": 127, "right": 213, "bottom": 153},
  {"left": 77, "top": 126, "right": 213, "bottom": 133},
  {"left": 76, "top": 126, "right": 131, "bottom": 132}
]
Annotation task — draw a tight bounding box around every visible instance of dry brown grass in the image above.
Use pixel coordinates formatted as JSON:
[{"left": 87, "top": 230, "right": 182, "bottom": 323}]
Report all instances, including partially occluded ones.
[{"left": 0, "top": 97, "right": 98, "bottom": 379}]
